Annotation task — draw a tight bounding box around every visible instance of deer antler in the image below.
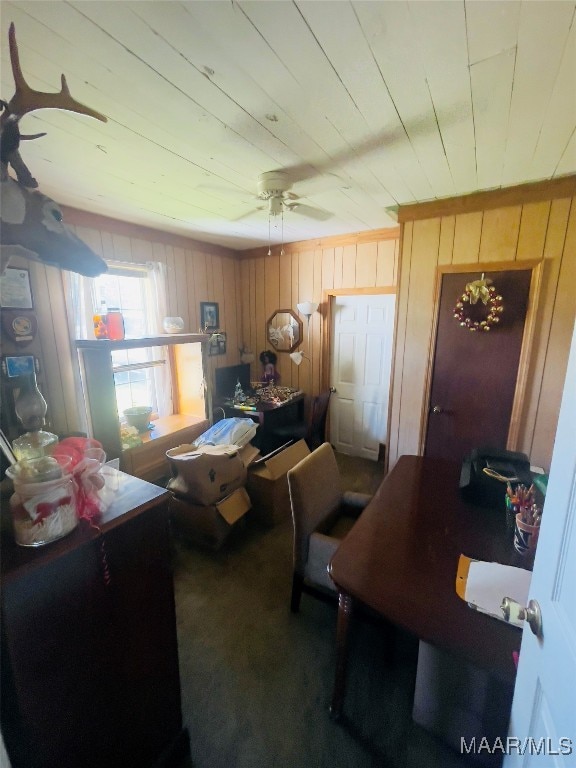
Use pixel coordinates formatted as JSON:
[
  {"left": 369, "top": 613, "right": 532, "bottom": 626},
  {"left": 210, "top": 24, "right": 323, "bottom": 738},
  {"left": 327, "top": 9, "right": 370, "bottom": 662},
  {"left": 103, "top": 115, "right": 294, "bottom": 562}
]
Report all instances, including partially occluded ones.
[
  {"left": 1, "top": 22, "right": 108, "bottom": 277},
  {"left": 1, "top": 22, "right": 107, "bottom": 187},
  {"left": 1, "top": 22, "right": 107, "bottom": 126}
]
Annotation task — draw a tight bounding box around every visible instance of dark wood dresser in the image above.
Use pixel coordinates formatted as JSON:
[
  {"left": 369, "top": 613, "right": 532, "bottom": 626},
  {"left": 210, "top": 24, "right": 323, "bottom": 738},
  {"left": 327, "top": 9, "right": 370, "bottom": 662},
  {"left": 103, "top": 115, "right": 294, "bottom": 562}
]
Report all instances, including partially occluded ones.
[{"left": 1, "top": 471, "right": 189, "bottom": 768}]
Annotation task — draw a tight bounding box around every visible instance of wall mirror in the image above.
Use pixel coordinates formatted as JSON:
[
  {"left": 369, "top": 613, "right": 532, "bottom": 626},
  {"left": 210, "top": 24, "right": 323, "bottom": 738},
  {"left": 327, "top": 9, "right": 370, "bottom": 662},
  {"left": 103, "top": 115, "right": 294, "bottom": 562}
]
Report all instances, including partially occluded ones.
[{"left": 267, "top": 309, "right": 302, "bottom": 352}]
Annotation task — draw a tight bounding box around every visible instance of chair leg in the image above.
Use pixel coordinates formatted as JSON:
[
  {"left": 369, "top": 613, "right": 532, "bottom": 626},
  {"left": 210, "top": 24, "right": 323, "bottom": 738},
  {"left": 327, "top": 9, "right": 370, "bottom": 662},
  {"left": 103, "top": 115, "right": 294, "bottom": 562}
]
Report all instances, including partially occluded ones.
[{"left": 291, "top": 572, "right": 304, "bottom": 613}]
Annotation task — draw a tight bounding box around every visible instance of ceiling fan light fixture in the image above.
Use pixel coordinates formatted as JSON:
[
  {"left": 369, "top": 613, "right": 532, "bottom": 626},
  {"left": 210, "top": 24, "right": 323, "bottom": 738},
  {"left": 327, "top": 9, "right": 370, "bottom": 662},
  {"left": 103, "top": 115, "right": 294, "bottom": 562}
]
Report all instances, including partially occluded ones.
[{"left": 268, "top": 196, "right": 284, "bottom": 216}]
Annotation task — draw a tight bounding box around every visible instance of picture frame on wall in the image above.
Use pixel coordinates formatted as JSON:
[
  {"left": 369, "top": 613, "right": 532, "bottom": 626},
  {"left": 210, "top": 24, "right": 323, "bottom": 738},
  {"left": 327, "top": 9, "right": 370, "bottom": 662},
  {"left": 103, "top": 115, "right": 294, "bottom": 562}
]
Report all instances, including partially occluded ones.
[
  {"left": 2, "top": 355, "right": 36, "bottom": 378},
  {"left": 200, "top": 302, "right": 219, "bottom": 331},
  {"left": 208, "top": 332, "right": 227, "bottom": 357},
  {"left": 0, "top": 267, "right": 34, "bottom": 309}
]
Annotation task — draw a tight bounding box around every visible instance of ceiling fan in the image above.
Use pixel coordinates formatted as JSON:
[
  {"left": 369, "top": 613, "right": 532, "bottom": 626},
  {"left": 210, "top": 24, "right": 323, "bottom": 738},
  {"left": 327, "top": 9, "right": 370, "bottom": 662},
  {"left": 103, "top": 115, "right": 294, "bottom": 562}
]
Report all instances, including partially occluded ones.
[{"left": 240, "top": 171, "right": 332, "bottom": 221}]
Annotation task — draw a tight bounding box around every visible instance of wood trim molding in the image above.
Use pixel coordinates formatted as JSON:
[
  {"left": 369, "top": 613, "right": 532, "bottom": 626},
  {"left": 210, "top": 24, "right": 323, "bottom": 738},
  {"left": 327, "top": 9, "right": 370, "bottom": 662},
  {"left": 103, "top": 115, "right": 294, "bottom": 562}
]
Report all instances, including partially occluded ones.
[
  {"left": 398, "top": 175, "right": 576, "bottom": 223},
  {"left": 61, "top": 205, "right": 237, "bottom": 259},
  {"left": 239, "top": 227, "right": 400, "bottom": 259},
  {"left": 418, "top": 260, "right": 544, "bottom": 455},
  {"left": 507, "top": 260, "right": 544, "bottom": 449},
  {"left": 327, "top": 286, "right": 397, "bottom": 296},
  {"left": 320, "top": 286, "right": 397, "bottom": 401},
  {"left": 63, "top": 205, "right": 400, "bottom": 260}
]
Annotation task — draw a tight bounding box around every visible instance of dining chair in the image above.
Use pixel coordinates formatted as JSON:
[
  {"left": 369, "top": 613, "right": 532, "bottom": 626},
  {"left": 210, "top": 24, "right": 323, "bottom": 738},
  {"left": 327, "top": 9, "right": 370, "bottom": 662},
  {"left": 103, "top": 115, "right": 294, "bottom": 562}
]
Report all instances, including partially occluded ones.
[
  {"left": 271, "top": 389, "right": 332, "bottom": 451},
  {"left": 287, "top": 442, "right": 372, "bottom": 612}
]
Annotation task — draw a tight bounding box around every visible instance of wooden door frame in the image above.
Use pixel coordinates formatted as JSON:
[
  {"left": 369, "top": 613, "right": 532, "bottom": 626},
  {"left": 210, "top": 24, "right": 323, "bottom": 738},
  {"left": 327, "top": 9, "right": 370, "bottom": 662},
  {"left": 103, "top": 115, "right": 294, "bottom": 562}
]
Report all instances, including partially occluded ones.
[
  {"left": 419, "top": 260, "right": 544, "bottom": 456},
  {"left": 321, "top": 287, "right": 397, "bottom": 456}
]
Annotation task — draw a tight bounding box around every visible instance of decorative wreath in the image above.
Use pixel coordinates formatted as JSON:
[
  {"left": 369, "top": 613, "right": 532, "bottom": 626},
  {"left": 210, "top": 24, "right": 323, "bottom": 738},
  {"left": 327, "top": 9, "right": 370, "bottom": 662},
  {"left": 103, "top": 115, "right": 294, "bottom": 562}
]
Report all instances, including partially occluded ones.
[{"left": 453, "top": 273, "right": 504, "bottom": 332}]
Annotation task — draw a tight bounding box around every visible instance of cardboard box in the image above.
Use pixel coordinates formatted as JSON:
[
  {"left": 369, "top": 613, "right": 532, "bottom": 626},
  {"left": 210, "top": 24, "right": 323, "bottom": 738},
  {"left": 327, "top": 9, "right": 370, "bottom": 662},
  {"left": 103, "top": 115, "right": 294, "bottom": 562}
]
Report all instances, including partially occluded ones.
[
  {"left": 169, "top": 486, "right": 251, "bottom": 551},
  {"left": 238, "top": 443, "right": 260, "bottom": 468},
  {"left": 166, "top": 443, "right": 247, "bottom": 506},
  {"left": 246, "top": 440, "right": 310, "bottom": 526}
]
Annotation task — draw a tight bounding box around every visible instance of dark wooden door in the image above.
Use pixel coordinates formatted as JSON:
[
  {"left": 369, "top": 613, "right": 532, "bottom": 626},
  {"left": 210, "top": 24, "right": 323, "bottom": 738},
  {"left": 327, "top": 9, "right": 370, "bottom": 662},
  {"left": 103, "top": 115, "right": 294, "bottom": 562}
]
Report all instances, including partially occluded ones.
[{"left": 424, "top": 269, "right": 532, "bottom": 463}]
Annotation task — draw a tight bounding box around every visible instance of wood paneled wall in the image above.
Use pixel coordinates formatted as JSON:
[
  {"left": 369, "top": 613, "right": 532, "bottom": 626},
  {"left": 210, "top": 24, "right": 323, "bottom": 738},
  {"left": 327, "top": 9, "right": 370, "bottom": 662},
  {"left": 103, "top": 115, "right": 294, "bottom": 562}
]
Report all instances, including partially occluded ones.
[
  {"left": 238, "top": 231, "right": 400, "bottom": 398},
  {"left": 19, "top": 177, "right": 573, "bottom": 475},
  {"left": 390, "top": 181, "right": 576, "bottom": 472},
  {"left": 27, "top": 208, "right": 241, "bottom": 436}
]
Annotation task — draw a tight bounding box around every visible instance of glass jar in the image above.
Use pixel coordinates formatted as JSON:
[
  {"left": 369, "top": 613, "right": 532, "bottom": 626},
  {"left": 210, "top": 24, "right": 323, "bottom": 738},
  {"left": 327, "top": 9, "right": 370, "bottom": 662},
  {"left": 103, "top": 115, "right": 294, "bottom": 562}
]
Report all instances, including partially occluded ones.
[
  {"left": 5, "top": 457, "right": 78, "bottom": 547},
  {"left": 106, "top": 309, "right": 125, "bottom": 341}
]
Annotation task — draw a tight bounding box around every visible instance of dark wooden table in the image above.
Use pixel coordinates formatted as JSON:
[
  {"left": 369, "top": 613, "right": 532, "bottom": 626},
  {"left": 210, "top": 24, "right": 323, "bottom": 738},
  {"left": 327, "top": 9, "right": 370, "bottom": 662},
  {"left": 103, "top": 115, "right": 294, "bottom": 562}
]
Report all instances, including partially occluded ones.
[
  {"left": 1, "top": 470, "right": 189, "bottom": 768},
  {"left": 218, "top": 391, "right": 305, "bottom": 453},
  {"left": 328, "top": 455, "right": 531, "bottom": 718}
]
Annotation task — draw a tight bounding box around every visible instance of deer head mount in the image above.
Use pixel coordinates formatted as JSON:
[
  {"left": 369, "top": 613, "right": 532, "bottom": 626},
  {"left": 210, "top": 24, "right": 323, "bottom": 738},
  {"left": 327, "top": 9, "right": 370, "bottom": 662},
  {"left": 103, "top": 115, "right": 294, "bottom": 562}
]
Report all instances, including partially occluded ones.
[{"left": 1, "top": 22, "right": 108, "bottom": 277}]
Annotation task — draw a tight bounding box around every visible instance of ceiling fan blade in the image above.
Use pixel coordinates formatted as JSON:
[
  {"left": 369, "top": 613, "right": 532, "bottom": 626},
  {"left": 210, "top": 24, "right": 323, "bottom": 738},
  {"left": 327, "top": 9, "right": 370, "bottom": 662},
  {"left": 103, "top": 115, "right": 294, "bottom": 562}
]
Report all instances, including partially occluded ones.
[
  {"left": 231, "top": 205, "right": 266, "bottom": 222},
  {"left": 285, "top": 202, "right": 332, "bottom": 221},
  {"left": 197, "top": 183, "right": 254, "bottom": 202},
  {"left": 280, "top": 122, "right": 411, "bottom": 186}
]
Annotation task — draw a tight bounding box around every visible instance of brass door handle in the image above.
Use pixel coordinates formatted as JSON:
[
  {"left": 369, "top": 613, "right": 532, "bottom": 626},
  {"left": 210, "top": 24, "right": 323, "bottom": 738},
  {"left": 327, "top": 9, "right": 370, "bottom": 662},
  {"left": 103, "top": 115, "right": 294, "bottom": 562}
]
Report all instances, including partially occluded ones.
[{"left": 501, "top": 597, "right": 543, "bottom": 638}]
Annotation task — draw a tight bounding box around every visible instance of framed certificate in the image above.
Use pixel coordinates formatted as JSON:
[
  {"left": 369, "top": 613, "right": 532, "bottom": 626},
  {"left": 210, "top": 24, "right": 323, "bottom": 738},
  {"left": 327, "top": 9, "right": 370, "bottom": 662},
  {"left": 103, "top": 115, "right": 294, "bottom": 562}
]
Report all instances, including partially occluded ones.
[{"left": 0, "top": 267, "right": 34, "bottom": 309}]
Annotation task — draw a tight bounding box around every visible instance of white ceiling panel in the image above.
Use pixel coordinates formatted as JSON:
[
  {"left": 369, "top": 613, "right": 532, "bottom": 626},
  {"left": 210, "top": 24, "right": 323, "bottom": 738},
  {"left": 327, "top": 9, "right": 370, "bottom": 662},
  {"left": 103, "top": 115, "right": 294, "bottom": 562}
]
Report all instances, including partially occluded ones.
[
  {"left": 502, "top": 1, "right": 576, "bottom": 186},
  {"left": 470, "top": 47, "right": 516, "bottom": 189},
  {"left": 1, "top": 0, "right": 575, "bottom": 250}
]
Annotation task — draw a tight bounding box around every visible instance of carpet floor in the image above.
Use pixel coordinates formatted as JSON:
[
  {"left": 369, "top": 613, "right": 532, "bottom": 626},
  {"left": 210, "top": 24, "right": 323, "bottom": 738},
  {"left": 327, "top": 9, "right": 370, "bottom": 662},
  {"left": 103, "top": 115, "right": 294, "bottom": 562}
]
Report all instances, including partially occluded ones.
[{"left": 169, "top": 453, "right": 468, "bottom": 768}]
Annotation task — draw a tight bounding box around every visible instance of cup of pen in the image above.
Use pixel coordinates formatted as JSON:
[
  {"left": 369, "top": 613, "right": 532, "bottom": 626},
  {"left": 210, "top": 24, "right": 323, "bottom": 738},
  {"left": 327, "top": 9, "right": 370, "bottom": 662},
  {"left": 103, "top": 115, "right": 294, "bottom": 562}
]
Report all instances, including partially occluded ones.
[
  {"left": 505, "top": 493, "right": 518, "bottom": 532},
  {"left": 514, "top": 506, "right": 541, "bottom": 556}
]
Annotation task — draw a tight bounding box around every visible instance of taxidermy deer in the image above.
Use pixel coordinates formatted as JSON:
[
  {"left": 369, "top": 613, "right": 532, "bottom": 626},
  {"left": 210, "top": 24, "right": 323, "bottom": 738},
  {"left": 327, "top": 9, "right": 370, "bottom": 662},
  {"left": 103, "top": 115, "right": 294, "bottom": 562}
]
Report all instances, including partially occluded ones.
[{"left": 1, "top": 22, "right": 108, "bottom": 277}]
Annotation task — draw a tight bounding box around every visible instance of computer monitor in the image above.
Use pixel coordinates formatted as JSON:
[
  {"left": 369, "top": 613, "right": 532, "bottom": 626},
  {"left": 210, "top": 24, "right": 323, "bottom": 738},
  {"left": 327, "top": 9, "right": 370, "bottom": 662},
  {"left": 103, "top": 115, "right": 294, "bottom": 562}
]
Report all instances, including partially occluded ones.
[{"left": 214, "top": 363, "right": 251, "bottom": 401}]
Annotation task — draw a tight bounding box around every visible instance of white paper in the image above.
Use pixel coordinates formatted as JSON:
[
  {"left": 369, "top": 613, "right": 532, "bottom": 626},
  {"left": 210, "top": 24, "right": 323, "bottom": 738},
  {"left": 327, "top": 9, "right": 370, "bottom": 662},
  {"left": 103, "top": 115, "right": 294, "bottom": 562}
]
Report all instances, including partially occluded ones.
[{"left": 465, "top": 560, "right": 532, "bottom": 627}]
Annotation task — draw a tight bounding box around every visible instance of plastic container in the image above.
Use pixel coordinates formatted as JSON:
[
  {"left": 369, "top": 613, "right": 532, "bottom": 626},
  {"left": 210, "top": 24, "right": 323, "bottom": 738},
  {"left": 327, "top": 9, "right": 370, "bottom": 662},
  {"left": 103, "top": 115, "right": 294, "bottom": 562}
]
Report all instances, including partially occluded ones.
[
  {"left": 6, "top": 456, "right": 78, "bottom": 547},
  {"left": 93, "top": 313, "right": 108, "bottom": 339},
  {"left": 106, "top": 309, "right": 125, "bottom": 341},
  {"left": 93, "top": 300, "right": 109, "bottom": 339}
]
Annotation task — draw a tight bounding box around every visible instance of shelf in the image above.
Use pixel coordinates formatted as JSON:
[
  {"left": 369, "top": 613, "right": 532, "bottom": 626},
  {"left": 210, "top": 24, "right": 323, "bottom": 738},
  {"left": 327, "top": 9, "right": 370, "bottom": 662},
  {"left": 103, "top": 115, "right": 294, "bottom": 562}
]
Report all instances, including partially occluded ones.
[
  {"left": 121, "top": 414, "right": 209, "bottom": 481},
  {"left": 135, "top": 414, "right": 207, "bottom": 444},
  {"left": 76, "top": 333, "right": 209, "bottom": 351}
]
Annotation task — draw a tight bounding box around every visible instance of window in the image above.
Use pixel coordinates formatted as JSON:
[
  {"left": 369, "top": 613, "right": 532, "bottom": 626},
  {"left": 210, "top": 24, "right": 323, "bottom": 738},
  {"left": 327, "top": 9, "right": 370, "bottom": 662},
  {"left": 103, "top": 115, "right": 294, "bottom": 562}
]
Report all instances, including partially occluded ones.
[{"left": 67, "top": 261, "right": 172, "bottom": 421}]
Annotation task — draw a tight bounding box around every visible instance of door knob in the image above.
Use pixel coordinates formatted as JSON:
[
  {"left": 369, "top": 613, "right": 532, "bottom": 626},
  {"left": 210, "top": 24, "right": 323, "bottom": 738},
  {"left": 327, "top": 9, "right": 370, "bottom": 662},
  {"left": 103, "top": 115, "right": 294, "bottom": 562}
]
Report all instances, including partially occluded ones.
[
  {"left": 500, "top": 597, "right": 543, "bottom": 638},
  {"left": 432, "top": 405, "right": 443, "bottom": 414},
  {"left": 330, "top": 386, "right": 337, "bottom": 393}
]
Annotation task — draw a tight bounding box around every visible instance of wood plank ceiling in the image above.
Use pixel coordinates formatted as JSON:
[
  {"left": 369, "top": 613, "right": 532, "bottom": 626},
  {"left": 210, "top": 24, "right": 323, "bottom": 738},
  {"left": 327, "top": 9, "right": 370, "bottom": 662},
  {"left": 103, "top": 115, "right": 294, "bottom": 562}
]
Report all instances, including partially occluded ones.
[{"left": 1, "top": 1, "right": 575, "bottom": 250}]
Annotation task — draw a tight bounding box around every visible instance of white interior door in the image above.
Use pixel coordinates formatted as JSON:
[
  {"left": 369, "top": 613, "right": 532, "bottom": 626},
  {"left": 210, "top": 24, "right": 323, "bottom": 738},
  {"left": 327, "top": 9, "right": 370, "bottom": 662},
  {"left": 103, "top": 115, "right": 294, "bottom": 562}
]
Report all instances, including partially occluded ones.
[
  {"left": 329, "top": 293, "right": 395, "bottom": 461},
  {"left": 504, "top": 319, "right": 576, "bottom": 766}
]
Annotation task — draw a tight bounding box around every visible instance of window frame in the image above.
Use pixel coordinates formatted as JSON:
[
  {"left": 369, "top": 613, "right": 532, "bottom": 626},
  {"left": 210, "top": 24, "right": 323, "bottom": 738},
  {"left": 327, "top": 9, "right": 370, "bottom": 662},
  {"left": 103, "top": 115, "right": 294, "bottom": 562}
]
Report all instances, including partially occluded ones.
[{"left": 70, "top": 260, "right": 173, "bottom": 422}]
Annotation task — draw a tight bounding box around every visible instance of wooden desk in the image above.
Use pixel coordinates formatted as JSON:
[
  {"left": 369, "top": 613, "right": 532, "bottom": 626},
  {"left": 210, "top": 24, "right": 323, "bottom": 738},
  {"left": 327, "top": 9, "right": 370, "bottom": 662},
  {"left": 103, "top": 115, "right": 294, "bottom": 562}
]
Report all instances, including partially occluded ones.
[
  {"left": 1, "top": 471, "right": 189, "bottom": 768},
  {"left": 328, "top": 455, "right": 530, "bottom": 718},
  {"left": 218, "top": 392, "right": 305, "bottom": 454}
]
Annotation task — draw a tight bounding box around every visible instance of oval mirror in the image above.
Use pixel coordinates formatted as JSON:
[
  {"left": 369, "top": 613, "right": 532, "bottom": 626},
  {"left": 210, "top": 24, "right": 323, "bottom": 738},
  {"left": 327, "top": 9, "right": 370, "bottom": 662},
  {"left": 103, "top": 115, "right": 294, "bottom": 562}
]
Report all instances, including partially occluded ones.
[{"left": 267, "top": 309, "right": 303, "bottom": 353}]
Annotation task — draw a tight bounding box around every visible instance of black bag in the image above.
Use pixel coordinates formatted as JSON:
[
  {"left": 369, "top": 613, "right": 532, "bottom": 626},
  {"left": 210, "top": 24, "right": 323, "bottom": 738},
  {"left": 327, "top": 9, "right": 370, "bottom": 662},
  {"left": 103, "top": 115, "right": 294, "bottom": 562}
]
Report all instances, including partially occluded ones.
[{"left": 459, "top": 447, "right": 532, "bottom": 508}]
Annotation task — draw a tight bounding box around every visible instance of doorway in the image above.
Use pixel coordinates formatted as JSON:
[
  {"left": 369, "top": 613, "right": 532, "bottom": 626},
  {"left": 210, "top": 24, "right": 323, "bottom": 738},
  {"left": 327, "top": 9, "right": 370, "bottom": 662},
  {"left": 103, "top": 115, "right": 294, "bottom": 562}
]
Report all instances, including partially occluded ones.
[
  {"left": 328, "top": 292, "right": 396, "bottom": 460},
  {"left": 423, "top": 262, "right": 542, "bottom": 464}
]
